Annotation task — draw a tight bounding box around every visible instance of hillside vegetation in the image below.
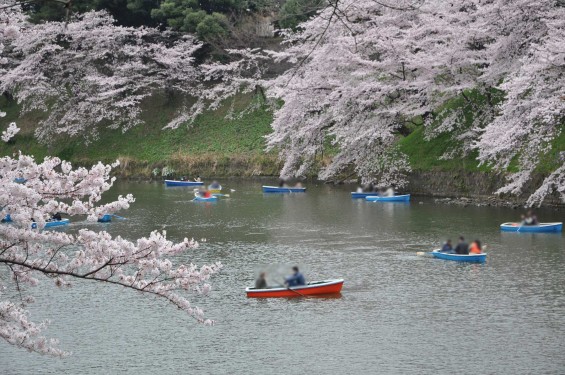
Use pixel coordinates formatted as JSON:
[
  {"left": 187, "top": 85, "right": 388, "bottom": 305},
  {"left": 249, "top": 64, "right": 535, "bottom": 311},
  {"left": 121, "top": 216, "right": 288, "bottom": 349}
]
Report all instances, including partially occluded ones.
[{"left": 1, "top": 91, "right": 563, "bottom": 179}]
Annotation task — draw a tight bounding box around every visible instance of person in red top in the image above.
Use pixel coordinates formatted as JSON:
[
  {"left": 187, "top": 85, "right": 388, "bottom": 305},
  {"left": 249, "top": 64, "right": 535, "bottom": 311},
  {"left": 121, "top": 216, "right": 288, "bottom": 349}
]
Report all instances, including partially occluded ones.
[
  {"left": 203, "top": 190, "right": 212, "bottom": 198},
  {"left": 469, "top": 240, "right": 482, "bottom": 254}
]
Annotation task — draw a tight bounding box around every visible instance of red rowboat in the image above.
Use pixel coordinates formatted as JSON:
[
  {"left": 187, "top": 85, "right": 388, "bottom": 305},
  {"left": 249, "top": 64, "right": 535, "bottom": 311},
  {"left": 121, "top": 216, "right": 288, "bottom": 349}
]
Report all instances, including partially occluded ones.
[{"left": 245, "top": 279, "right": 344, "bottom": 298}]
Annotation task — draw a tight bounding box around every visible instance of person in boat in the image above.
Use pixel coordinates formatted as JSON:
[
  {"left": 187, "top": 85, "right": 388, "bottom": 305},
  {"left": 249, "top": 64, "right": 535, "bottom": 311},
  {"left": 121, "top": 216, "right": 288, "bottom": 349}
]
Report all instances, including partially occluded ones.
[
  {"left": 384, "top": 187, "right": 394, "bottom": 197},
  {"left": 209, "top": 180, "right": 221, "bottom": 189},
  {"left": 522, "top": 210, "right": 538, "bottom": 225},
  {"left": 295, "top": 182, "right": 303, "bottom": 188},
  {"left": 454, "top": 236, "right": 469, "bottom": 255},
  {"left": 51, "top": 212, "right": 62, "bottom": 221},
  {"left": 440, "top": 239, "right": 454, "bottom": 253},
  {"left": 180, "top": 176, "right": 187, "bottom": 181},
  {"left": 285, "top": 266, "right": 306, "bottom": 287},
  {"left": 196, "top": 187, "right": 211, "bottom": 198},
  {"left": 356, "top": 186, "right": 363, "bottom": 193},
  {"left": 195, "top": 176, "right": 202, "bottom": 182},
  {"left": 255, "top": 272, "right": 268, "bottom": 289},
  {"left": 469, "top": 240, "right": 482, "bottom": 254}
]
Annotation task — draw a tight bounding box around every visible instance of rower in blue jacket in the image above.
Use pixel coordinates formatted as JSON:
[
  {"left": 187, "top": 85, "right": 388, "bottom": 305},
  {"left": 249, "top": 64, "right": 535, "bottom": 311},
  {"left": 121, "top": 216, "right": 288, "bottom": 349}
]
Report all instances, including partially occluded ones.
[{"left": 285, "top": 266, "right": 306, "bottom": 287}]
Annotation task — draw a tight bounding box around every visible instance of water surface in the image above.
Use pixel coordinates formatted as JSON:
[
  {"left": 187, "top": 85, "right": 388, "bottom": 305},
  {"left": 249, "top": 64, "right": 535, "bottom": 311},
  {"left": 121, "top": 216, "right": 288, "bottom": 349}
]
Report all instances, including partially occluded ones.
[{"left": 1, "top": 181, "right": 564, "bottom": 374}]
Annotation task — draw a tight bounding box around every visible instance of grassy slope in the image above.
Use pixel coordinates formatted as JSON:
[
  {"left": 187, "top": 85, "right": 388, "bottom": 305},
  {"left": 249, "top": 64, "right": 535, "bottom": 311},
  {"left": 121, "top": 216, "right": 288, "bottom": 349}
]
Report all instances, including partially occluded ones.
[
  {"left": 0, "top": 93, "right": 274, "bottom": 167},
  {"left": 1, "top": 90, "right": 562, "bottom": 178}
]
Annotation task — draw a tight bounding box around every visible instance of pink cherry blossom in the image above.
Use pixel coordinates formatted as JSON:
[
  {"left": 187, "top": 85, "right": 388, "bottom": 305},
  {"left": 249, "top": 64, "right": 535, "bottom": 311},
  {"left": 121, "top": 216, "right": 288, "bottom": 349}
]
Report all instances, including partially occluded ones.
[{"left": 0, "top": 133, "right": 221, "bottom": 355}]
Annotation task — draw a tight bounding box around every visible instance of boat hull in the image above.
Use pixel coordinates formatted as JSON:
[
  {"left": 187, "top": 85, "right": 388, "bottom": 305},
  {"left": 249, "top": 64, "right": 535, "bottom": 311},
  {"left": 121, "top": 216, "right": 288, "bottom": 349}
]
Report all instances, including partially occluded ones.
[
  {"left": 246, "top": 279, "right": 343, "bottom": 298},
  {"left": 262, "top": 185, "right": 306, "bottom": 193},
  {"left": 430, "top": 250, "right": 486, "bottom": 263},
  {"left": 500, "top": 222, "right": 562, "bottom": 233},
  {"left": 351, "top": 192, "right": 377, "bottom": 199},
  {"left": 366, "top": 194, "right": 410, "bottom": 202},
  {"left": 98, "top": 214, "right": 112, "bottom": 223},
  {"left": 193, "top": 196, "right": 218, "bottom": 202},
  {"left": 32, "top": 219, "right": 70, "bottom": 229},
  {"left": 164, "top": 180, "right": 204, "bottom": 187}
]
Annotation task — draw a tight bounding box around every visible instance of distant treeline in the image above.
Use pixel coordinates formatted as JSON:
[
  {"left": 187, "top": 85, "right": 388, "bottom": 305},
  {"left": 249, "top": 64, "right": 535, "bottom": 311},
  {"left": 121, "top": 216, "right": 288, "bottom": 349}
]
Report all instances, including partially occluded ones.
[{"left": 24, "top": 0, "right": 326, "bottom": 47}]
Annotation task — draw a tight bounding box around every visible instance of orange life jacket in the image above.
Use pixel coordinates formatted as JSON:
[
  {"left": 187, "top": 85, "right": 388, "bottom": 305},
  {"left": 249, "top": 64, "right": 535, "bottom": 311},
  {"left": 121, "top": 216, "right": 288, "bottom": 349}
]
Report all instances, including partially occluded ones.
[{"left": 469, "top": 242, "right": 481, "bottom": 254}]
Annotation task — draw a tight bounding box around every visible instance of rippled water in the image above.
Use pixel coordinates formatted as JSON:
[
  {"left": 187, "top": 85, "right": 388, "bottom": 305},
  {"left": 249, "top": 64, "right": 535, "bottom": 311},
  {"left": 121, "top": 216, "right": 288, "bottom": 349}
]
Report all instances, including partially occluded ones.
[{"left": 1, "top": 180, "right": 564, "bottom": 374}]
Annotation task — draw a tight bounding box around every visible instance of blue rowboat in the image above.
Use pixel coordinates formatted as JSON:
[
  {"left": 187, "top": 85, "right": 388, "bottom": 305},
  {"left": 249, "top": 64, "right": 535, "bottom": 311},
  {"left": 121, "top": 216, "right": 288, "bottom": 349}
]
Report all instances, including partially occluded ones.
[
  {"left": 2, "top": 214, "right": 12, "bottom": 223},
  {"left": 13, "top": 177, "right": 26, "bottom": 183},
  {"left": 351, "top": 192, "right": 377, "bottom": 199},
  {"left": 164, "top": 180, "right": 204, "bottom": 187},
  {"left": 32, "top": 218, "right": 70, "bottom": 229},
  {"left": 365, "top": 194, "right": 410, "bottom": 202},
  {"left": 430, "top": 250, "right": 487, "bottom": 263},
  {"left": 98, "top": 214, "right": 112, "bottom": 223},
  {"left": 262, "top": 185, "right": 306, "bottom": 193},
  {"left": 500, "top": 222, "right": 562, "bottom": 233},
  {"left": 193, "top": 196, "right": 218, "bottom": 202}
]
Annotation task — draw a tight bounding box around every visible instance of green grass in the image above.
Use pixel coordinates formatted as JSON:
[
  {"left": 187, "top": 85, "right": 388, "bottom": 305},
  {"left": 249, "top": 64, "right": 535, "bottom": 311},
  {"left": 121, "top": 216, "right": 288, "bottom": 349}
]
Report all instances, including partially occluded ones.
[
  {"left": 1, "top": 88, "right": 563, "bottom": 179},
  {"left": 0, "top": 92, "right": 274, "bottom": 165},
  {"left": 536, "top": 125, "right": 565, "bottom": 174},
  {"left": 398, "top": 89, "right": 499, "bottom": 172},
  {"left": 398, "top": 126, "right": 486, "bottom": 172}
]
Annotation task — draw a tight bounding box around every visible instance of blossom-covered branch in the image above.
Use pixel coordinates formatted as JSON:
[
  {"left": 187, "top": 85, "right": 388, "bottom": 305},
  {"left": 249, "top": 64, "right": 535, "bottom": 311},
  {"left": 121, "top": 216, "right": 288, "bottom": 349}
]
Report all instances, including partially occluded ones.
[
  {"left": 0, "top": 143, "right": 221, "bottom": 356},
  {"left": 0, "top": 6, "right": 204, "bottom": 142}
]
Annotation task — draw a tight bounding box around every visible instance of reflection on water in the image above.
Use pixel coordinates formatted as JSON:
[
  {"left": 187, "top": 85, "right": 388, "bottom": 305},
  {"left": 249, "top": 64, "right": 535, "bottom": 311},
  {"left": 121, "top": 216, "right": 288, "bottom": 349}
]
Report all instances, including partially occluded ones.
[{"left": 1, "top": 180, "right": 564, "bottom": 374}]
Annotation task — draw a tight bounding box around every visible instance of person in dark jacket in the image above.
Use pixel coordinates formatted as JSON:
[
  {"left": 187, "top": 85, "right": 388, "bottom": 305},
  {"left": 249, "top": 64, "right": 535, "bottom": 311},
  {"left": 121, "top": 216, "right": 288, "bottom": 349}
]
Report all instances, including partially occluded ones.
[
  {"left": 523, "top": 210, "right": 538, "bottom": 225},
  {"left": 285, "top": 266, "right": 306, "bottom": 287},
  {"left": 255, "top": 272, "right": 268, "bottom": 289},
  {"left": 454, "top": 236, "right": 469, "bottom": 255},
  {"left": 52, "top": 212, "right": 62, "bottom": 221}
]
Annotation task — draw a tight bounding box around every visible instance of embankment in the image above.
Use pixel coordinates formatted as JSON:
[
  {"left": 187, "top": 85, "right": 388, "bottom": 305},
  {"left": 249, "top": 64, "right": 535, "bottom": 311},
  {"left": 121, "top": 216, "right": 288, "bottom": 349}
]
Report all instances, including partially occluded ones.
[{"left": 1, "top": 93, "right": 563, "bottom": 206}]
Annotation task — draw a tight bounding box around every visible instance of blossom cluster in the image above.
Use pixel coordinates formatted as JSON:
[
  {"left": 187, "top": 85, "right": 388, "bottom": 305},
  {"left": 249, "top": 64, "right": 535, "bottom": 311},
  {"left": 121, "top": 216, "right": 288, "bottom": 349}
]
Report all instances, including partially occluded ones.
[{"left": 0, "top": 144, "right": 221, "bottom": 355}]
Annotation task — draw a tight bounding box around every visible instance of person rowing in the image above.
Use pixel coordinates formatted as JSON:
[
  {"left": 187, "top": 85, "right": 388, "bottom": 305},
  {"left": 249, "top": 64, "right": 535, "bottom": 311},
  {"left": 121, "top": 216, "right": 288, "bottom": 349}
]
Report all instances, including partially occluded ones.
[
  {"left": 284, "top": 266, "right": 306, "bottom": 287},
  {"left": 521, "top": 210, "right": 538, "bottom": 226}
]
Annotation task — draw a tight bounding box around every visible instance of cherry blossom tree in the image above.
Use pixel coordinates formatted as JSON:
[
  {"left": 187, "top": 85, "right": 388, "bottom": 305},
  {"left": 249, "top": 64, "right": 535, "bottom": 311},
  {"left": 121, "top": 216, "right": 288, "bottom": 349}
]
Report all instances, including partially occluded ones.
[
  {"left": 0, "top": 5, "right": 204, "bottom": 142},
  {"left": 0, "top": 125, "right": 221, "bottom": 356},
  {"left": 206, "top": 0, "right": 564, "bottom": 202},
  {"left": 473, "top": 1, "right": 565, "bottom": 203},
  {"left": 206, "top": 0, "right": 485, "bottom": 185}
]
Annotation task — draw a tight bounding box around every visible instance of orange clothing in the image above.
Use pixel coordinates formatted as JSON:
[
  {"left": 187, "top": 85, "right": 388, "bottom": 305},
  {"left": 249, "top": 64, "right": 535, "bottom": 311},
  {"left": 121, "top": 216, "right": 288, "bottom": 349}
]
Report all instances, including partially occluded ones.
[
  {"left": 204, "top": 191, "right": 212, "bottom": 198},
  {"left": 469, "top": 242, "right": 481, "bottom": 254}
]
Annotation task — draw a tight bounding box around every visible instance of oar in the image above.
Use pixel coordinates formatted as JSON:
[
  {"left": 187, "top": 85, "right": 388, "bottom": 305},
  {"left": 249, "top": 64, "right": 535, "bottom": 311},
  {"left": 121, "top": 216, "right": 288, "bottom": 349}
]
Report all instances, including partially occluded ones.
[
  {"left": 416, "top": 251, "right": 435, "bottom": 257},
  {"left": 280, "top": 281, "right": 306, "bottom": 297},
  {"left": 111, "top": 214, "right": 127, "bottom": 220},
  {"left": 517, "top": 222, "right": 523, "bottom": 232}
]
